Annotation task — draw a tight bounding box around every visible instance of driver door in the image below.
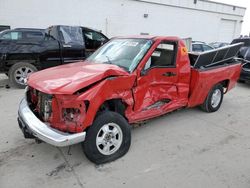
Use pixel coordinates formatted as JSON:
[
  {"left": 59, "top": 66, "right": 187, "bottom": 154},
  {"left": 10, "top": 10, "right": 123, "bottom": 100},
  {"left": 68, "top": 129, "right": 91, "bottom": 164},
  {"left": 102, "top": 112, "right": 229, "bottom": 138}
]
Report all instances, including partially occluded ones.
[{"left": 132, "top": 41, "right": 180, "bottom": 120}]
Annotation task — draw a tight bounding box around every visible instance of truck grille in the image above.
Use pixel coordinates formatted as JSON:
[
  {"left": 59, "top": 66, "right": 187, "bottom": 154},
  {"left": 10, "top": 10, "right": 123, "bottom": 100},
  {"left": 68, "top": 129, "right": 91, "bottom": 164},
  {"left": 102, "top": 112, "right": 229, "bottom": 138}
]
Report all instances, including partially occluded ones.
[{"left": 38, "top": 92, "right": 52, "bottom": 121}]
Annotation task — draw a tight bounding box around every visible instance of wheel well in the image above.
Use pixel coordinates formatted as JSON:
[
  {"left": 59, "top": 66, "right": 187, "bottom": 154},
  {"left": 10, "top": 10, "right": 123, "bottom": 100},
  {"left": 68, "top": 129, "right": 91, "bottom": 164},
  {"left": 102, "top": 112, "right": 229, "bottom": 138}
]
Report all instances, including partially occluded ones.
[
  {"left": 219, "top": 79, "right": 230, "bottom": 92},
  {"left": 5, "top": 59, "right": 38, "bottom": 70},
  {"left": 98, "top": 99, "right": 127, "bottom": 118}
]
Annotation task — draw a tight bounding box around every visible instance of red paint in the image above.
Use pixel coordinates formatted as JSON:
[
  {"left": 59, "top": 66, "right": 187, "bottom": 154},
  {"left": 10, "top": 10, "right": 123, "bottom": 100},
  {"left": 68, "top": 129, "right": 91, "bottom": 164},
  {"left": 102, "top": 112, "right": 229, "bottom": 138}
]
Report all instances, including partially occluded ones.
[
  {"left": 28, "top": 62, "right": 129, "bottom": 95},
  {"left": 188, "top": 64, "right": 241, "bottom": 107},
  {"left": 27, "top": 36, "right": 241, "bottom": 133}
]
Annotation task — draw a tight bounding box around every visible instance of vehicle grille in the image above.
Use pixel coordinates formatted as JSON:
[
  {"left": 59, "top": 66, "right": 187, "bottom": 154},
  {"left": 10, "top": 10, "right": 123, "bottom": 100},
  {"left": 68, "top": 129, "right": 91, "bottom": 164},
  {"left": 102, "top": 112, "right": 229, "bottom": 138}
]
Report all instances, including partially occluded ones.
[{"left": 39, "top": 92, "right": 52, "bottom": 121}]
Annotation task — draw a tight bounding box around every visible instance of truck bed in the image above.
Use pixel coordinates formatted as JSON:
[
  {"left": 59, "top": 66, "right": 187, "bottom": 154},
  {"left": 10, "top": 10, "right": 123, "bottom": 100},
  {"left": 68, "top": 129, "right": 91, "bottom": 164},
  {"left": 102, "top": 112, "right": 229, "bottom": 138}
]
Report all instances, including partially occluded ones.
[
  {"left": 188, "top": 62, "right": 241, "bottom": 107},
  {"left": 187, "top": 43, "right": 243, "bottom": 107}
]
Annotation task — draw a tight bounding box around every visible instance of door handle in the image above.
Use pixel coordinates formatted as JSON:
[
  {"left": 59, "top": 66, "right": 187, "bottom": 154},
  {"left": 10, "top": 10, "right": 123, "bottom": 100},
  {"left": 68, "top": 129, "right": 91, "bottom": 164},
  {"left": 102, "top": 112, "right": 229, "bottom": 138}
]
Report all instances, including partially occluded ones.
[
  {"left": 162, "top": 72, "right": 176, "bottom": 77},
  {"left": 63, "top": 44, "right": 72, "bottom": 48}
]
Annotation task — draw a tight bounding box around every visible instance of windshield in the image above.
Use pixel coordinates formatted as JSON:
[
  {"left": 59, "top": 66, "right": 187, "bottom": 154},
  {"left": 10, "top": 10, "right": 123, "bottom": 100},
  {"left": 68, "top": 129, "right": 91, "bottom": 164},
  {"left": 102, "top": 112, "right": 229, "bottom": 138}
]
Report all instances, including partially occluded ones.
[{"left": 87, "top": 38, "right": 152, "bottom": 72}]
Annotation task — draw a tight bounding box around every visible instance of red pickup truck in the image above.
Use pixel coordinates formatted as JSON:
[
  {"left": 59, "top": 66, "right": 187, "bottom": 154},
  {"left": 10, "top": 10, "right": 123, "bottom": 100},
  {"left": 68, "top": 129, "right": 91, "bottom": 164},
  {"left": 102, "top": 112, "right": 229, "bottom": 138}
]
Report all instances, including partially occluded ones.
[{"left": 18, "top": 36, "right": 242, "bottom": 164}]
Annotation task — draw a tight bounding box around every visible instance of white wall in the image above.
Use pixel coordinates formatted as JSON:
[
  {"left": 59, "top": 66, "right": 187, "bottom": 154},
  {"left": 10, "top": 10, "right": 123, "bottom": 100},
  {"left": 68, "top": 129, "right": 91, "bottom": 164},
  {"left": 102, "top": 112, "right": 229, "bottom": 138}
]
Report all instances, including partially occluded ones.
[{"left": 0, "top": 0, "right": 246, "bottom": 43}]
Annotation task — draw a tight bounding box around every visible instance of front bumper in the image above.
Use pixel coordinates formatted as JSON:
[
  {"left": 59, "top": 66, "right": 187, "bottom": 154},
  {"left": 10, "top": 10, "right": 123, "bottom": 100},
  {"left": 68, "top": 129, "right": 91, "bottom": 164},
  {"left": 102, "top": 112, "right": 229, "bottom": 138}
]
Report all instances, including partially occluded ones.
[{"left": 18, "top": 97, "right": 86, "bottom": 147}]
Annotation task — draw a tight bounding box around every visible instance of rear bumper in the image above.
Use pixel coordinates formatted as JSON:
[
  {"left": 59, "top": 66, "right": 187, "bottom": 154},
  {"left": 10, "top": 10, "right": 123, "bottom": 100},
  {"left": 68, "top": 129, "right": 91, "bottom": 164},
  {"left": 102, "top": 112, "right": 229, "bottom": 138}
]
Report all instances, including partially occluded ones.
[{"left": 18, "top": 97, "right": 86, "bottom": 147}]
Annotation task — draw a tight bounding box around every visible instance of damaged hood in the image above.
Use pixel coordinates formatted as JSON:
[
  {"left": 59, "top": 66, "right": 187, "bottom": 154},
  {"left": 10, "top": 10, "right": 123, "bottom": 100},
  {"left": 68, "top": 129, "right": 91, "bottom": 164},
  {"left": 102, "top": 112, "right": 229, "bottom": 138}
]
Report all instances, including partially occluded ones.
[{"left": 28, "top": 61, "right": 129, "bottom": 94}]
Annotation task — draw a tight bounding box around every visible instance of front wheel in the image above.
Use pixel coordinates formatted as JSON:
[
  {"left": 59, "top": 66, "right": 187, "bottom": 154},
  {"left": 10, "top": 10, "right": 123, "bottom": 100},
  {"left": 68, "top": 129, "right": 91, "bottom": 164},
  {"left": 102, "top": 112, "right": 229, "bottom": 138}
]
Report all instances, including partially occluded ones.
[
  {"left": 83, "top": 111, "right": 131, "bottom": 164},
  {"left": 200, "top": 84, "right": 224, "bottom": 113},
  {"left": 9, "top": 62, "right": 37, "bottom": 88}
]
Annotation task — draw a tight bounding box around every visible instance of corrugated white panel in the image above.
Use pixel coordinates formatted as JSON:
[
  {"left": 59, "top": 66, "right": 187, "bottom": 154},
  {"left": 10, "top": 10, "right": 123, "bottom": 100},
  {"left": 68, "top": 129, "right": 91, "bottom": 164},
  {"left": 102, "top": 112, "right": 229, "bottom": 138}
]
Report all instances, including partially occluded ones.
[
  {"left": 140, "top": 0, "right": 246, "bottom": 16},
  {"left": 218, "top": 19, "right": 236, "bottom": 42}
]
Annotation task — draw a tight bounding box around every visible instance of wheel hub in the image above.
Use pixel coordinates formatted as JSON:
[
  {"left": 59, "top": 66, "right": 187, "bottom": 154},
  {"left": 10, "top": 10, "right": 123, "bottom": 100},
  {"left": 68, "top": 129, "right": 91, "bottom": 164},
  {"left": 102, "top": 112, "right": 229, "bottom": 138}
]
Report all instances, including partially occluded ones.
[
  {"left": 211, "top": 89, "right": 222, "bottom": 108},
  {"left": 14, "top": 67, "right": 33, "bottom": 85},
  {"left": 104, "top": 132, "right": 114, "bottom": 142},
  {"left": 96, "top": 123, "right": 123, "bottom": 155}
]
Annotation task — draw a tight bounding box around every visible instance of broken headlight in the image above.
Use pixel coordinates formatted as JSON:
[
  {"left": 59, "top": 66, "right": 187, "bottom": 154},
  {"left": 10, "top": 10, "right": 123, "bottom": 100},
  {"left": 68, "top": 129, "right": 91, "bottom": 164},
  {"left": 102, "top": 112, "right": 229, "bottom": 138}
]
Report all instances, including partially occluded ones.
[{"left": 62, "top": 108, "right": 81, "bottom": 122}]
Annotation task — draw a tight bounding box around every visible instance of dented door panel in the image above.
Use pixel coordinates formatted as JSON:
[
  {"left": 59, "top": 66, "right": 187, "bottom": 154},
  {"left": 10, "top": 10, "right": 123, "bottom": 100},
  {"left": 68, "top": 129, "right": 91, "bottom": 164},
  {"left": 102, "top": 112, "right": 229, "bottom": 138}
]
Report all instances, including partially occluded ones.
[{"left": 133, "top": 67, "right": 178, "bottom": 112}]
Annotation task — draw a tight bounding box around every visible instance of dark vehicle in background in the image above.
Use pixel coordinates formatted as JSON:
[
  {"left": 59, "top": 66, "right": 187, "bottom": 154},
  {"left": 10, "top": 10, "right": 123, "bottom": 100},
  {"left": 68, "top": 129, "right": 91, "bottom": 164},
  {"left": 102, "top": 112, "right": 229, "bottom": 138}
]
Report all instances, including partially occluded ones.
[
  {"left": 240, "top": 63, "right": 250, "bottom": 83},
  {"left": 192, "top": 42, "right": 214, "bottom": 52},
  {"left": 0, "top": 25, "right": 109, "bottom": 88},
  {"left": 0, "top": 25, "right": 10, "bottom": 32},
  {"left": 209, "top": 42, "right": 229, "bottom": 49},
  {"left": 231, "top": 37, "right": 250, "bottom": 60},
  {"left": 231, "top": 37, "right": 250, "bottom": 46},
  {"left": 0, "top": 28, "right": 45, "bottom": 40},
  {"left": 231, "top": 37, "right": 250, "bottom": 83}
]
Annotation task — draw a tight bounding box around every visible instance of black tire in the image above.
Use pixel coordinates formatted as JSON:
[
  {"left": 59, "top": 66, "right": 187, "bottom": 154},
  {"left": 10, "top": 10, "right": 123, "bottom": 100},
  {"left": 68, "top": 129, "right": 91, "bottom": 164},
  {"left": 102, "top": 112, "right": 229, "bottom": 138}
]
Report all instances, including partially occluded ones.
[
  {"left": 83, "top": 111, "right": 131, "bottom": 164},
  {"left": 200, "top": 84, "right": 224, "bottom": 113},
  {"left": 8, "top": 62, "right": 37, "bottom": 89},
  {"left": 238, "top": 79, "right": 245, "bottom": 83}
]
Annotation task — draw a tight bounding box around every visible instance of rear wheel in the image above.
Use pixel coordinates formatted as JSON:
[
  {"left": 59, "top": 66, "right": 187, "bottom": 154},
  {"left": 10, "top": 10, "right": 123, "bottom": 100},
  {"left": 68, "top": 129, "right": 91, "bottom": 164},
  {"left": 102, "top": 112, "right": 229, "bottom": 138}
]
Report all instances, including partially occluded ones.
[
  {"left": 200, "top": 84, "right": 224, "bottom": 113},
  {"left": 9, "top": 62, "right": 37, "bottom": 88},
  {"left": 83, "top": 111, "right": 131, "bottom": 164}
]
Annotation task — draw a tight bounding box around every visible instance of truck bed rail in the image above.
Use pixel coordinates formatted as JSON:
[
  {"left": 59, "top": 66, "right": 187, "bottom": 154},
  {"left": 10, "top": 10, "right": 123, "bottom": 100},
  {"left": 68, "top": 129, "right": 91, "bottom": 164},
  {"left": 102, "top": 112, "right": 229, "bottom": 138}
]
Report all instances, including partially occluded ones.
[{"left": 189, "top": 43, "right": 243, "bottom": 69}]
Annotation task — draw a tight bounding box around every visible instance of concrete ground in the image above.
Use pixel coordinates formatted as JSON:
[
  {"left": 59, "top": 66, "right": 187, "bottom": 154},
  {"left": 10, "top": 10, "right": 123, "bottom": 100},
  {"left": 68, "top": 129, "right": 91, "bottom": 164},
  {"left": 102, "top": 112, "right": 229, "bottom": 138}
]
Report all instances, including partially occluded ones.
[{"left": 0, "top": 73, "right": 250, "bottom": 188}]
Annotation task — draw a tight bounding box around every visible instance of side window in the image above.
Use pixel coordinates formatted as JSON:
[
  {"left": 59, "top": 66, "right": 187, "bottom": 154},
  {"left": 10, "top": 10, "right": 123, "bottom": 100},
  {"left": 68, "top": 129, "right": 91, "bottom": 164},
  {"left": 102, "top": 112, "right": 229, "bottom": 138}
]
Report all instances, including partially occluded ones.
[
  {"left": 84, "top": 30, "right": 107, "bottom": 49},
  {"left": 85, "top": 31, "right": 106, "bottom": 42},
  {"left": 145, "top": 42, "right": 176, "bottom": 69},
  {"left": 24, "top": 32, "right": 44, "bottom": 40},
  {"left": 93, "top": 32, "right": 107, "bottom": 42},
  {"left": 203, "top": 44, "right": 213, "bottom": 51},
  {"left": 0, "top": 31, "right": 22, "bottom": 40},
  {"left": 192, "top": 44, "right": 203, "bottom": 52}
]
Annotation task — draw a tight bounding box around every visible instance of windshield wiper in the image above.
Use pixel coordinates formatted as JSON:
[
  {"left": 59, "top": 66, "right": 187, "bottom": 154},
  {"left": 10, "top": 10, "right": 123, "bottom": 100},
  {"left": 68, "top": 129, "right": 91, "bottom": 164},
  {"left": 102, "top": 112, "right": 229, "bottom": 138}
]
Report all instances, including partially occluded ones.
[{"left": 105, "top": 55, "right": 113, "bottom": 64}]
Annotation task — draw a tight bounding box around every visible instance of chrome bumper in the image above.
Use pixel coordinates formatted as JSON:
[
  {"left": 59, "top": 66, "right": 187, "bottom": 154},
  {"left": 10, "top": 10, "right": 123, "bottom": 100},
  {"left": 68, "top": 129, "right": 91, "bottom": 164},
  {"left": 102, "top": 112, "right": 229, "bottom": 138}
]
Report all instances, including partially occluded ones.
[{"left": 18, "top": 98, "right": 86, "bottom": 147}]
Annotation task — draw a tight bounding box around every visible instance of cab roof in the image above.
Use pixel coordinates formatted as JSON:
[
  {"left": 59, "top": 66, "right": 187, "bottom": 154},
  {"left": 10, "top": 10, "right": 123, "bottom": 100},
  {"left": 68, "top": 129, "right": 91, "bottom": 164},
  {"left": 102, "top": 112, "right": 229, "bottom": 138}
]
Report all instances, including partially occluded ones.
[{"left": 114, "top": 35, "right": 181, "bottom": 41}]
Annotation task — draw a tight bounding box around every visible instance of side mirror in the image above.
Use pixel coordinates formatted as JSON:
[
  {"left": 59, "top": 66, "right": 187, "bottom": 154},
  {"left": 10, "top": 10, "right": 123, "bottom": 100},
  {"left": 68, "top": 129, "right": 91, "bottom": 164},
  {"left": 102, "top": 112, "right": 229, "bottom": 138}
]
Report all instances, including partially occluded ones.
[{"left": 141, "top": 69, "right": 147, "bottom": 76}]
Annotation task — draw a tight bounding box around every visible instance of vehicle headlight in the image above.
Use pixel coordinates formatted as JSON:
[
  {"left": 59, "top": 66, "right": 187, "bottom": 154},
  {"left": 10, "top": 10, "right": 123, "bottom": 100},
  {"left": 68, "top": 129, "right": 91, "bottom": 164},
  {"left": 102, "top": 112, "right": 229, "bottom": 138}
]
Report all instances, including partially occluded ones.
[{"left": 62, "top": 108, "right": 82, "bottom": 122}]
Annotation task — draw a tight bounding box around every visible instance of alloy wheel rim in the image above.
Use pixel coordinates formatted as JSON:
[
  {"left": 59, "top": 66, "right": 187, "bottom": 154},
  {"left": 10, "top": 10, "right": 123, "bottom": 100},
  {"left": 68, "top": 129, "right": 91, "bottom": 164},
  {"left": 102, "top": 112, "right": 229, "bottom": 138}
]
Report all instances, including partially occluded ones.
[
  {"left": 14, "top": 67, "right": 33, "bottom": 85},
  {"left": 211, "top": 89, "right": 222, "bottom": 108},
  {"left": 96, "top": 123, "right": 123, "bottom": 155}
]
